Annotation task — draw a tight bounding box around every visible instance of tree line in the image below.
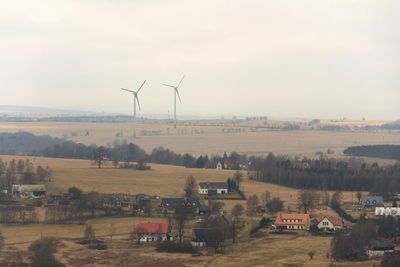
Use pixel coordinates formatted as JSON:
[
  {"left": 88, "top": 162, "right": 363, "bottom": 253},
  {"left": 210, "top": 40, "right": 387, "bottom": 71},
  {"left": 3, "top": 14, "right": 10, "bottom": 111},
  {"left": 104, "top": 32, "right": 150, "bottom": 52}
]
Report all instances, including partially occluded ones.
[
  {"left": 344, "top": 145, "right": 400, "bottom": 161},
  {"left": 248, "top": 153, "right": 400, "bottom": 194},
  {"left": 2, "top": 132, "right": 400, "bottom": 194},
  {"left": 0, "top": 157, "right": 53, "bottom": 193}
]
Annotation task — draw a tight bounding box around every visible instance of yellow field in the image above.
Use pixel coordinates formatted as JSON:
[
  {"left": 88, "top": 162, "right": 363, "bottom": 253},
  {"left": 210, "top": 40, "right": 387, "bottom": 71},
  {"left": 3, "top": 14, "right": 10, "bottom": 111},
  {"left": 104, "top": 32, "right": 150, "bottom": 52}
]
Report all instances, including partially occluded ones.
[
  {"left": 1, "top": 155, "right": 360, "bottom": 214},
  {"left": 0, "top": 120, "right": 399, "bottom": 157},
  {"left": 0, "top": 216, "right": 166, "bottom": 245}
]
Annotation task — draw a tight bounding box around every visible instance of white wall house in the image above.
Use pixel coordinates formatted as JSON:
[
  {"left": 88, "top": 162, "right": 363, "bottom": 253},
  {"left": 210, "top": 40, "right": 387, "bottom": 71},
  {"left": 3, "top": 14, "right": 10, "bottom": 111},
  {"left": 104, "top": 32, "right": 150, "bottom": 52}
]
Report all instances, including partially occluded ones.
[
  {"left": 137, "top": 222, "right": 172, "bottom": 242},
  {"left": 198, "top": 182, "right": 229, "bottom": 195},
  {"left": 12, "top": 184, "right": 46, "bottom": 199},
  {"left": 317, "top": 216, "right": 343, "bottom": 232}
]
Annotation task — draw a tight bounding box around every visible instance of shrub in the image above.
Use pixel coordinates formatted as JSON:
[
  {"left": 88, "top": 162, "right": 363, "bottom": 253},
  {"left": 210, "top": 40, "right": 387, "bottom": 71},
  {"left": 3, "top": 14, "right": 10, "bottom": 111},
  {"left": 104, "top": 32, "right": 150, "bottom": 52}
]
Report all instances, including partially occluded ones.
[{"left": 155, "top": 241, "right": 194, "bottom": 253}]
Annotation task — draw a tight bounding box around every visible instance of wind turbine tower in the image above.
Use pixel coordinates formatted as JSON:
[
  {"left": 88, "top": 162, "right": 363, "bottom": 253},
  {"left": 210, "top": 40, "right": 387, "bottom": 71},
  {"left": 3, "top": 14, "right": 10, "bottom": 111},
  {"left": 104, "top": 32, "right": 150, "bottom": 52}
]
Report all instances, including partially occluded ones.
[
  {"left": 120, "top": 80, "right": 146, "bottom": 119},
  {"left": 162, "top": 75, "right": 185, "bottom": 128}
]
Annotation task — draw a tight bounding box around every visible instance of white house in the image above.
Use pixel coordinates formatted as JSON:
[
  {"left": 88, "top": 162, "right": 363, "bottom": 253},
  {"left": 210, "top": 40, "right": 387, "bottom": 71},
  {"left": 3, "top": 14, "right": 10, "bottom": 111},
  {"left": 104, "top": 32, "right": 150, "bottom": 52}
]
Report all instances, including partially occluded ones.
[
  {"left": 317, "top": 216, "right": 343, "bottom": 232},
  {"left": 366, "top": 240, "right": 395, "bottom": 258},
  {"left": 216, "top": 162, "right": 223, "bottom": 170},
  {"left": 12, "top": 184, "right": 46, "bottom": 199},
  {"left": 136, "top": 222, "right": 172, "bottom": 242},
  {"left": 198, "top": 182, "right": 228, "bottom": 195}
]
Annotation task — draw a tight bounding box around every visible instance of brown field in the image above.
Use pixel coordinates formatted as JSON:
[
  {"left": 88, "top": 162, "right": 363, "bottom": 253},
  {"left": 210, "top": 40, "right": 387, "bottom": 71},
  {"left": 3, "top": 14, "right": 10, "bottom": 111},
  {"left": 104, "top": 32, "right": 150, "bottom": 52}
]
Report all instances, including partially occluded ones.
[
  {"left": 0, "top": 120, "right": 399, "bottom": 157},
  {"left": 0, "top": 155, "right": 360, "bottom": 213},
  {"left": 0, "top": 119, "right": 394, "bottom": 266},
  {"left": 0, "top": 155, "right": 379, "bottom": 266}
]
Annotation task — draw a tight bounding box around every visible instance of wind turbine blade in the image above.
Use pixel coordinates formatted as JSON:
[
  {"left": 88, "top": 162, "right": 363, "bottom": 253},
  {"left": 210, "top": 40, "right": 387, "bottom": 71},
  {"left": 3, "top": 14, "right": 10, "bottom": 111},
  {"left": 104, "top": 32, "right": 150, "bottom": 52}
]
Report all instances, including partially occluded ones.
[
  {"left": 121, "top": 88, "right": 134, "bottom": 93},
  {"left": 177, "top": 75, "right": 185, "bottom": 88},
  {"left": 162, "top": 84, "right": 176, "bottom": 88},
  {"left": 135, "top": 95, "right": 141, "bottom": 111},
  {"left": 175, "top": 88, "right": 182, "bottom": 104},
  {"left": 137, "top": 80, "right": 146, "bottom": 94}
]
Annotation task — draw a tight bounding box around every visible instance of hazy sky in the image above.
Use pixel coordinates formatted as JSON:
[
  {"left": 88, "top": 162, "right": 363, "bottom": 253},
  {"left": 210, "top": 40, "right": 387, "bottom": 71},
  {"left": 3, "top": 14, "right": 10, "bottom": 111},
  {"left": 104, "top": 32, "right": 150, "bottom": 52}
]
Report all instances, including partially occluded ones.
[{"left": 1, "top": 0, "right": 399, "bottom": 119}]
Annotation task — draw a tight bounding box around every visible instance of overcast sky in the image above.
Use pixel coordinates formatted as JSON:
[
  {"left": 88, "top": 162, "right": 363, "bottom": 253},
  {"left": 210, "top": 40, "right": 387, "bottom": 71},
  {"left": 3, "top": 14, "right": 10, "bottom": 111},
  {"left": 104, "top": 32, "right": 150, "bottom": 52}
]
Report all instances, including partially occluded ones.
[{"left": 1, "top": 0, "right": 399, "bottom": 120}]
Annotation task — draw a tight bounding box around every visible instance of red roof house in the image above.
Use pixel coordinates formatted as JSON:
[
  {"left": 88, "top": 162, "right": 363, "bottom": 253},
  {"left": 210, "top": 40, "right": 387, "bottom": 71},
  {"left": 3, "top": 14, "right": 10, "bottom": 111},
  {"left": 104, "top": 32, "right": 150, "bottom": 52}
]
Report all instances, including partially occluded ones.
[
  {"left": 137, "top": 222, "right": 169, "bottom": 234},
  {"left": 317, "top": 216, "right": 343, "bottom": 231},
  {"left": 136, "top": 222, "right": 171, "bottom": 242},
  {"left": 274, "top": 213, "right": 310, "bottom": 230}
]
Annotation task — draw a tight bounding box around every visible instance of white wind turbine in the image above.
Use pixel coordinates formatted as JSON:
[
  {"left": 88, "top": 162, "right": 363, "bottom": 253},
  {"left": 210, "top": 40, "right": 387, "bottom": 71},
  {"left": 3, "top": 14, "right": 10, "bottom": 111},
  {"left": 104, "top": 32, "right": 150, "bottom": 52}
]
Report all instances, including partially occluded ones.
[
  {"left": 162, "top": 75, "right": 185, "bottom": 128},
  {"left": 121, "top": 80, "right": 146, "bottom": 119}
]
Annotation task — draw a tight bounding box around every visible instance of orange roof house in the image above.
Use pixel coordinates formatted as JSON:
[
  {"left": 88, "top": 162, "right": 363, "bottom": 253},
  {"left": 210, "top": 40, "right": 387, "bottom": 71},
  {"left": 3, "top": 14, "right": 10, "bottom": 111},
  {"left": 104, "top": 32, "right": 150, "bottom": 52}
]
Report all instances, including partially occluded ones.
[{"left": 274, "top": 213, "right": 310, "bottom": 230}]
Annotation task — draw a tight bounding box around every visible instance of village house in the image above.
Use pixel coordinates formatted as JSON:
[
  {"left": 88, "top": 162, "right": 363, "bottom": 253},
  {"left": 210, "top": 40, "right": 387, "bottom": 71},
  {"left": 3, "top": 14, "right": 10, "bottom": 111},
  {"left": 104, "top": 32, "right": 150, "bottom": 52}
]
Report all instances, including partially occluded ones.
[
  {"left": 101, "top": 193, "right": 131, "bottom": 209},
  {"left": 198, "top": 182, "right": 228, "bottom": 195},
  {"left": 366, "top": 239, "right": 395, "bottom": 258},
  {"left": 136, "top": 222, "right": 172, "bottom": 242},
  {"left": 160, "top": 198, "right": 200, "bottom": 213},
  {"left": 12, "top": 184, "right": 46, "bottom": 199},
  {"left": 216, "top": 162, "right": 223, "bottom": 170},
  {"left": 317, "top": 216, "right": 343, "bottom": 232},
  {"left": 191, "top": 228, "right": 210, "bottom": 247},
  {"left": 361, "top": 196, "right": 384, "bottom": 207},
  {"left": 273, "top": 213, "right": 310, "bottom": 231}
]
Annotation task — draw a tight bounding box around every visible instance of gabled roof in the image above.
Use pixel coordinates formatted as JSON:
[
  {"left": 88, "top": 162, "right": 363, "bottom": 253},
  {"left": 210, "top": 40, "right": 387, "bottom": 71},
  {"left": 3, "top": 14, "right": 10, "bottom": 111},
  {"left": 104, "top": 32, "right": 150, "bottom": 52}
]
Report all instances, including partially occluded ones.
[
  {"left": 274, "top": 213, "right": 310, "bottom": 225},
  {"left": 361, "top": 196, "right": 384, "bottom": 206},
  {"left": 207, "top": 214, "right": 230, "bottom": 225},
  {"left": 321, "top": 216, "right": 343, "bottom": 226},
  {"left": 12, "top": 184, "right": 46, "bottom": 192},
  {"left": 368, "top": 239, "right": 395, "bottom": 250},
  {"left": 199, "top": 182, "right": 228, "bottom": 190},
  {"left": 161, "top": 198, "right": 200, "bottom": 208},
  {"left": 137, "top": 222, "right": 169, "bottom": 234}
]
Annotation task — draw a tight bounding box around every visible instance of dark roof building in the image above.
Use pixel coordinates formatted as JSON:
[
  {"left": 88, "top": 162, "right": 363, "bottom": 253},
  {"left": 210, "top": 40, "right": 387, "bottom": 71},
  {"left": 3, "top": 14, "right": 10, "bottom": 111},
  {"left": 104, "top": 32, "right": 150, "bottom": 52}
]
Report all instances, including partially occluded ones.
[
  {"left": 161, "top": 198, "right": 200, "bottom": 209},
  {"left": 361, "top": 196, "right": 384, "bottom": 207}
]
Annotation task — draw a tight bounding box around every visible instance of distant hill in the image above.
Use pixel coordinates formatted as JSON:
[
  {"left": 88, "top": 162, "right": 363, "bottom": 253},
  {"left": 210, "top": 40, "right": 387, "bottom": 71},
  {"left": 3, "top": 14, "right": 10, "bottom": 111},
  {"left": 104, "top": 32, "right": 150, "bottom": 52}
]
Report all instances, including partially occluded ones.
[
  {"left": 344, "top": 145, "right": 400, "bottom": 160},
  {"left": 381, "top": 120, "right": 400, "bottom": 130},
  {"left": 0, "top": 105, "right": 103, "bottom": 116}
]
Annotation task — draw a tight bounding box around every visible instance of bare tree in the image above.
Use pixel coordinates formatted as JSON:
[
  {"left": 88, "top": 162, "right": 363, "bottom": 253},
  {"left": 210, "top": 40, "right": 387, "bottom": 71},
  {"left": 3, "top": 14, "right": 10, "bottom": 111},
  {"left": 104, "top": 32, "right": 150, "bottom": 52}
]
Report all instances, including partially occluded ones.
[
  {"left": 231, "top": 204, "right": 244, "bottom": 217},
  {"left": 109, "top": 223, "right": 116, "bottom": 241},
  {"left": 174, "top": 207, "right": 191, "bottom": 244},
  {"left": 356, "top": 192, "right": 363, "bottom": 204},
  {"left": 184, "top": 176, "right": 197, "bottom": 198},
  {"left": 231, "top": 204, "right": 244, "bottom": 243},
  {"left": 233, "top": 171, "right": 243, "bottom": 190},
  {"left": 261, "top": 190, "right": 271, "bottom": 207},
  {"left": 297, "top": 190, "right": 319, "bottom": 213},
  {"left": 93, "top": 146, "right": 107, "bottom": 169},
  {"left": 331, "top": 191, "right": 343, "bottom": 206},
  {"left": 84, "top": 224, "right": 96, "bottom": 245},
  {"left": 207, "top": 200, "right": 225, "bottom": 215},
  {"left": 247, "top": 194, "right": 259, "bottom": 220},
  {"left": 266, "top": 197, "right": 284, "bottom": 214},
  {"left": 29, "top": 237, "right": 64, "bottom": 267}
]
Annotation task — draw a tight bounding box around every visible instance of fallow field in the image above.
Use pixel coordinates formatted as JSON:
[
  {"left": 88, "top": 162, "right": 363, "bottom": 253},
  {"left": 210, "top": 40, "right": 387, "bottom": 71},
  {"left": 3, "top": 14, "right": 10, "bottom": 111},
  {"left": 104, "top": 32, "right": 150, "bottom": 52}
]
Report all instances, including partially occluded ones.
[{"left": 0, "top": 120, "right": 399, "bottom": 157}]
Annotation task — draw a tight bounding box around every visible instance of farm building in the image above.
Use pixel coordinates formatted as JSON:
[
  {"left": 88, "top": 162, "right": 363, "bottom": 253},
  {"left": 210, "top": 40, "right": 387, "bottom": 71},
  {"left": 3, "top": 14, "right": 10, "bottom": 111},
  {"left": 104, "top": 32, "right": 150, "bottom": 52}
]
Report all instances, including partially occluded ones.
[
  {"left": 191, "top": 228, "right": 210, "bottom": 247},
  {"left": 273, "top": 213, "right": 310, "bottom": 231},
  {"left": 160, "top": 198, "right": 200, "bottom": 213},
  {"left": 361, "top": 196, "right": 384, "bottom": 207},
  {"left": 191, "top": 228, "right": 226, "bottom": 248},
  {"left": 366, "top": 239, "right": 395, "bottom": 258},
  {"left": 12, "top": 184, "right": 46, "bottom": 199},
  {"left": 136, "top": 222, "right": 172, "bottom": 242},
  {"left": 317, "top": 216, "right": 343, "bottom": 232},
  {"left": 198, "top": 182, "right": 228, "bottom": 195}
]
